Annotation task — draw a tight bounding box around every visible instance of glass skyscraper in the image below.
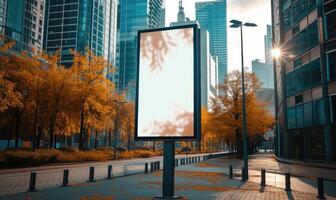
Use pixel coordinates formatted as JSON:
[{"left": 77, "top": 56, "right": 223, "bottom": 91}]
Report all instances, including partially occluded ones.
[
  {"left": 272, "top": 0, "right": 336, "bottom": 161},
  {"left": 116, "top": 0, "right": 163, "bottom": 100},
  {"left": 2, "top": 0, "right": 45, "bottom": 54},
  {"left": 195, "top": 0, "right": 227, "bottom": 84},
  {"left": 44, "top": 0, "right": 117, "bottom": 68}
]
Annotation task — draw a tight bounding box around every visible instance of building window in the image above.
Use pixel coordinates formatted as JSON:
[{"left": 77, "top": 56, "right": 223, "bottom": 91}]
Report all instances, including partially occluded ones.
[
  {"left": 327, "top": 52, "right": 336, "bottom": 81},
  {"left": 331, "top": 96, "right": 336, "bottom": 123},
  {"left": 286, "top": 58, "right": 321, "bottom": 96},
  {"left": 325, "top": 10, "right": 336, "bottom": 40},
  {"left": 295, "top": 94, "right": 303, "bottom": 104}
]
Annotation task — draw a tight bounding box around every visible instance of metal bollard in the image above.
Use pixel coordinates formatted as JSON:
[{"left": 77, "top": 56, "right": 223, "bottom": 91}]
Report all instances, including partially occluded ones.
[
  {"left": 241, "top": 167, "right": 245, "bottom": 181},
  {"left": 229, "top": 165, "right": 233, "bottom": 179},
  {"left": 107, "top": 165, "right": 113, "bottom": 179},
  {"left": 284, "top": 173, "right": 291, "bottom": 191},
  {"left": 261, "top": 169, "right": 266, "bottom": 186},
  {"left": 89, "top": 167, "right": 95, "bottom": 182},
  {"left": 317, "top": 177, "right": 326, "bottom": 199},
  {"left": 62, "top": 169, "right": 69, "bottom": 187},
  {"left": 157, "top": 161, "right": 160, "bottom": 170},
  {"left": 28, "top": 172, "right": 37, "bottom": 192},
  {"left": 150, "top": 162, "right": 154, "bottom": 172},
  {"left": 145, "top": 163, "right": 149, "bottom": 174}
]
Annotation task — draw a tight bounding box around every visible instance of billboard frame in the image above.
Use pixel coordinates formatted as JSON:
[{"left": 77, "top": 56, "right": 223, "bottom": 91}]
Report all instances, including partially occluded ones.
[{"left": 135, "top": 24, "right": 201, "bottom": 141}]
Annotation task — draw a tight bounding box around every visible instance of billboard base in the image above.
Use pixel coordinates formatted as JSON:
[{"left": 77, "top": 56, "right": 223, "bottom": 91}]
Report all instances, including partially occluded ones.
[{"left": 154, "top": 141, "right": 182, "bottom": 200}]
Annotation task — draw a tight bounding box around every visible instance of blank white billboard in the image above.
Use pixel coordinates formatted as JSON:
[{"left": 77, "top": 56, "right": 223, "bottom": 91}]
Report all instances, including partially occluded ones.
[{"left": 136, "top": 25, "right": 200, "bottom": 140}]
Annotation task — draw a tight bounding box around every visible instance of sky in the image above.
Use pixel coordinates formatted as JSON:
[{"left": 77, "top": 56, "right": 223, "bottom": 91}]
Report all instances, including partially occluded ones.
[{"left": 164, "top": 0, "right": 272, "bottom": 72}]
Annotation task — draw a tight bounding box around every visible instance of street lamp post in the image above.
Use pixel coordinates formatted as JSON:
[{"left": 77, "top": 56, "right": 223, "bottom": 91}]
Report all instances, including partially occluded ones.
[{"left": 230, "top": 19, "right": 257, "bottom": 181}]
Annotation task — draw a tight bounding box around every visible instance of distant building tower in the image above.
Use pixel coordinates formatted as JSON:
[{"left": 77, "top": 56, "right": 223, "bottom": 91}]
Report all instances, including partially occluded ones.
[
  {"left": 196, "top": 0, "right": 227, "bottom": 84},
  {"left": 177, "top": 0, "right": 185, "bottom": 23},
  {"left": 3, "top": 0, "right": 45, "bottom": 55},
  {"left": 160, "top": 7, "right": 166, "bottom": 27},
  {"left": 116, "top": 0, "right": 164, "bottom": 100},
  {"left": 264, "top": 25, "right": 273, "bottom": 64},
  {"left": 44, "top": 0, "right": 118, "bottom": 69}
]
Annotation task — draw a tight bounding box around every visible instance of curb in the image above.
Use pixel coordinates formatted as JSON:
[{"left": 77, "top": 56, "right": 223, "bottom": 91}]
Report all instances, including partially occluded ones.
[{"left": 272, "top": 155, "right": 336, "bottom": 170}]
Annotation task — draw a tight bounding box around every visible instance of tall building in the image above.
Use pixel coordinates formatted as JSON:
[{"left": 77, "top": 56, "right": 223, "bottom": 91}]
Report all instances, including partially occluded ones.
[
  {"left": 43, "top": 0, "right": 117, "bottom": 68},
  {"left": 116, "top": 0, "right": 164, "bottom": 100},
  {"left": 0, "top": 0, "right": 6, "bottom": 35},
  {"left": 2, "top": 0, "right": 45, "bottom": 54},
  {"left": 272, "top": 0, "right": 336, "bottom": 161},
  {"left": 196, "top": 0, "right": 227, "bottom": 84},
  {"left": 264, "top": 25, "right": 273, "bottom": 63},
  {"left": 177, "top": 0, "right": 185, "bottom": 23},
  {"left": 252, "top": 59, "right": 274, "bottom": 89},
  {"left": 201, "top": 30, "right": 218, "bottom": 107}
]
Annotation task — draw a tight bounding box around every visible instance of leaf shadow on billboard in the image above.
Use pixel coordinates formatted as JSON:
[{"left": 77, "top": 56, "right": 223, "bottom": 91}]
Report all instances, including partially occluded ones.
[
  {"left": 138, "top": 27, "right": 195, "bottom": 138},
  {"left": 140, "top": 29, "right": 193, "bottom": 72}
]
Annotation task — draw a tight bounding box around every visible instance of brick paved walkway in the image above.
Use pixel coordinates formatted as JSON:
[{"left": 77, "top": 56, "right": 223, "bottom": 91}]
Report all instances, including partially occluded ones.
[{"left": 2, "top": 157, "right": 335, "bottom": 200}]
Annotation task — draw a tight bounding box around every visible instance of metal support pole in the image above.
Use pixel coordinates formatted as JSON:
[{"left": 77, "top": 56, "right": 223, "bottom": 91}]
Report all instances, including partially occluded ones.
[
  {"left": 261, "top": 169, "right": 266, "bottom": 186},
  {"left": 145, "top": 163, "right": 149, "bottom": 174},
  {"left": 151, "top": 162, "right": 154, "bottom": 172},
  {"left": 317, "top": 177, "right": 326, "bottom": 199},
  {"left": 229, "top": 165, "right": 233, "bottom": 179},
  {"left": 62, "top": 170, "right": 69, "bottom": 187},
  {"left": 107, "top": 165, "right": 113, "bottom": 179},
  {"left": 240, "top": 25, "right": 249, "bottom": 181},
  {"left": 28, "top": 172, "right": 37, "bottom": 192},
  {"left": 241, "top": 167, "right": 245, "bottom": 181},
  {"left": 285, "top": 173, "right": 291, "bottom": 191},
  {"left": 155, "top": 141, "right": 181, "bottom": 199},
  {"left": 89, "top": 167, "right": 95, "bottom": 182}
]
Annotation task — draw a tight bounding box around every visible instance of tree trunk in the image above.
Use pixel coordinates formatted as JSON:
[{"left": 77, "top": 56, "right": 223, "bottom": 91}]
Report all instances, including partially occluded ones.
[
  {"left": 152, "top": 141, "right": 156, "bottom": 152},
  {"left": 49, "top": 117, "right": 54, "bottom": 148},
  {"left": 53, "top": 134, "right": 57, "bottom": 148},
  {"left": 127, "top": 130, "right": 131, "bottom": 151},
  {"left": 36, "top": 125, "right": 42, "bottom": 148},
  {"left": 79, "top": 107, "right": 85, "bottom": 150},
  {"left": 14, "top": 113, "right": 21, "bottom": 149},
  {"left": 7, "top": 120, "right": 14, "bottom": 149},
  {"left": 94, "top": 130, "right": 98, "bottom": 149},
  {"left": 108, "top": 129, "right": 111, "bottom": 147}
]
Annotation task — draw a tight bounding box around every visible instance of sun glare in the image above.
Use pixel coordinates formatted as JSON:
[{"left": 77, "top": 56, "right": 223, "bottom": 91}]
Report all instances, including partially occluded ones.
[{"left": 271, "top": 48, "right": 281, "bottom": 59}]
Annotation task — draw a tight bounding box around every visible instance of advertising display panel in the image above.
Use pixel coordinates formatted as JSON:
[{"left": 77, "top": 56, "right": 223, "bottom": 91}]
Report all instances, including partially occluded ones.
[{"left": 135, "top": 24, "right": 200, "bottom": 140}]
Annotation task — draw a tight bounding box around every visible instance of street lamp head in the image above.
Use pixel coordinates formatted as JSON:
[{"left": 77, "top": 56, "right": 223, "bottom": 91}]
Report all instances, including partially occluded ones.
[
  {"left": 230, "top": 24, "right": 241, "bottom": 28},
  {"left": 230, "top": 19, "right": 242, "bottom": 25},
  {"left": 244, "top": 22, "right": 257, "bottom": 27},
  {"left": 271, "top": 48, "right": 281, "bottom": 59}
]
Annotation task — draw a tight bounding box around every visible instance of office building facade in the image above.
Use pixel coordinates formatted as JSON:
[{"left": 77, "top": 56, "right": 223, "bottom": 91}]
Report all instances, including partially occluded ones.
[
  {"left": 272, "top": 0, "right": 336, "bottom": 161},
  {"left": 265, "top": 25, "right": 273, "bottom": 63},
  {"left": 2, "top": 0, "right": 45, "bottom": 54},
  {"left": 44, "top": 0, "right": 117, "bottom": 68},
  {"left": 116, "top": 0, "right": 163, "bottom": 99},
  {"left": 196, "top": 0, "right": 227, "bottom": 84}
]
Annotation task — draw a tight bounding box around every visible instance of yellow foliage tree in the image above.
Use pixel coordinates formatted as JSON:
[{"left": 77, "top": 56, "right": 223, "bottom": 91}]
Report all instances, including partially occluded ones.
[{"left": 210, "top": 70, "right": 275, "bottom": 156}]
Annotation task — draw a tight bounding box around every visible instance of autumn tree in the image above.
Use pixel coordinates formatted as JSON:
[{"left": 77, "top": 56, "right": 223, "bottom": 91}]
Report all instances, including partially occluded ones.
[{"left": 210, "top": 70, "right": 274, "bottom": 156}]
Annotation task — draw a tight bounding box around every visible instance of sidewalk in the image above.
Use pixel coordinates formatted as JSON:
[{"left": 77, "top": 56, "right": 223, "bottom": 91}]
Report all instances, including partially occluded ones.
[
  {"left": 1, "top": 158, "right": 334, "bottom": 200},
  {"left": 273, "top": 155, "right": 336, "bottom": 170}
]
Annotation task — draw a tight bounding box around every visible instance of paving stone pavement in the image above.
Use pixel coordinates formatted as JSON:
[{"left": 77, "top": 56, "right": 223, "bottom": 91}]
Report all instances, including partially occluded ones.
[{"left": 1, "top": 156, "right": 335, "bottom": 200}]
